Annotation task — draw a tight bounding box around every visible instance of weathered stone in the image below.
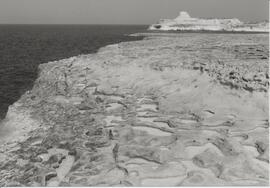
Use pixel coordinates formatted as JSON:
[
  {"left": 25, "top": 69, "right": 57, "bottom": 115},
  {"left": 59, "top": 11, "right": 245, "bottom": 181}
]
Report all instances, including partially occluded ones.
[{"left": 0, "top": 33, "right": 268, "bottom": 186}]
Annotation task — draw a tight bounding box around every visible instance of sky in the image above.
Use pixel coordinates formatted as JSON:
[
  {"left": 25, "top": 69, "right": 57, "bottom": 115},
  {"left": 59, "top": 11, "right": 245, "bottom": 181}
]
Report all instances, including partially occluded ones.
[{"left": 0, "top": 0, "right": 268, "bottom": 24}]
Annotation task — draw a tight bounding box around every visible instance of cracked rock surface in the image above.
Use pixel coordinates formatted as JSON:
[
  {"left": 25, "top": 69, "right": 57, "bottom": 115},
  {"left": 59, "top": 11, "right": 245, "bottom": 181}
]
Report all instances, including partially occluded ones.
[{"left": 0, "top": 33, "right": 269, "bottom": 186}]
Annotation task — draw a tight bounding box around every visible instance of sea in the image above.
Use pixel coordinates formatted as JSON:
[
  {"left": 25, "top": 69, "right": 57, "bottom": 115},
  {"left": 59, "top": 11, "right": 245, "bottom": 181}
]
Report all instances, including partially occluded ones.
[{"left": 0, "top": 25, "right": 147, "bottom": 119}]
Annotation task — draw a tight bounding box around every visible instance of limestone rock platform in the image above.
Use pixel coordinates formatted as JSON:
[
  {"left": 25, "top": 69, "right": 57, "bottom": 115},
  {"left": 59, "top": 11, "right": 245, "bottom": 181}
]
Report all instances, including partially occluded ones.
[{"left": 0, "top": 33, "right": 268, "bottom": 186}]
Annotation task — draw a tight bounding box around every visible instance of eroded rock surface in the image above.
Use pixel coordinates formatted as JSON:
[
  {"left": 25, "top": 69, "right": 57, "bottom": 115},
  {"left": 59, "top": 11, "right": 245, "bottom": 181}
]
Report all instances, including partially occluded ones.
[{"left": 0, "top": 33, "right": 268, "bottom": 186}]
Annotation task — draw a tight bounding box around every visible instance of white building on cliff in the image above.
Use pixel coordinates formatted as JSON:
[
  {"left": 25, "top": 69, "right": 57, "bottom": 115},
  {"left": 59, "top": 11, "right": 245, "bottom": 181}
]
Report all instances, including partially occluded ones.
[{"left": 149, "top": 11, "right": 268, "bottom": 32}]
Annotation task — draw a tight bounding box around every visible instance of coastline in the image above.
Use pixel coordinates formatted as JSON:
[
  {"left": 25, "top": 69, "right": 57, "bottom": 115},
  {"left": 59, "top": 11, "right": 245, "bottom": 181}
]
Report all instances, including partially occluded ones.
[
  {"left": 0, "top": 33, "right": 268, "bottom": 186},
  {"left": 147, "top": 29, "right": 269, "bottom": 34},
  {"left": 149, "top": 11, "right": 269, "bottom": 33},
  {"left": 0, "top": 24, "right": 146, "bottom": 120},
  {"left": 141, "top": 30, "right": 269, "bottom": 34}
]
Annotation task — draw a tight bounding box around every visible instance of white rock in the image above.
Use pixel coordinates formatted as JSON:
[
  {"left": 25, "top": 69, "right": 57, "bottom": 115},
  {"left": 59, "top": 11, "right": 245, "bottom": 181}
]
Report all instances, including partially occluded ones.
[{"left": 149, "top": 11, "right": 269, "bottom": 32}]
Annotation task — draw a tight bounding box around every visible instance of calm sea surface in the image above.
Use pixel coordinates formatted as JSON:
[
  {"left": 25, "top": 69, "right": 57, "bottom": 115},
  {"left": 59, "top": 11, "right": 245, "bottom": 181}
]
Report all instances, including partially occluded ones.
[{"left": 0, "top": 25, "right": 146, "bottom": 119}]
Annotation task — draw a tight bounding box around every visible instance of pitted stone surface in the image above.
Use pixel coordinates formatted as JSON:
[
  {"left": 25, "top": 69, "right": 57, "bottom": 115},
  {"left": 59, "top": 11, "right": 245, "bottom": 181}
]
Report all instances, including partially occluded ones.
[{"left": 0, "top": 33, "right": 268, "bottom": 186}]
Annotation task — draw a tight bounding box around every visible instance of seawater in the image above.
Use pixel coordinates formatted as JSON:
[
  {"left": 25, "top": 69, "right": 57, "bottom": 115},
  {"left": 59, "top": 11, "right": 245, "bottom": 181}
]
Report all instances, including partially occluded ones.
[{"left": 0, "top": 25, "right": 146, "bottom": 119}]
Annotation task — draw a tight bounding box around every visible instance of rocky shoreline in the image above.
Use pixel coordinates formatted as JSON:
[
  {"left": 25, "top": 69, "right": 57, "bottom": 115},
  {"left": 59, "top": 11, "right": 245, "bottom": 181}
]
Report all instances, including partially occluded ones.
[
  {"left": 0, "top": 33, "right": 269, "bottom": 186},
  {"left": 149, "top": 12, "right": 269, "bottom": 33}
]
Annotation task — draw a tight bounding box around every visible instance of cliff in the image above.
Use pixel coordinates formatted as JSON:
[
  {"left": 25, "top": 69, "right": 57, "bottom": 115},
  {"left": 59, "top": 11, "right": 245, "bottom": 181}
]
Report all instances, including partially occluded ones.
[
  {"left": 0, "top": 33, "right": 268, "bottom": 186},
  {"left": 149, "top": 11, "right": 269, "bottom": 32}
]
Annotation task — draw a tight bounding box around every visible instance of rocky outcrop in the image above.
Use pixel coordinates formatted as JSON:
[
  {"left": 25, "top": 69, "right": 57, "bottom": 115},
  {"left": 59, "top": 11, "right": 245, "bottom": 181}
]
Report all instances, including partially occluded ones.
[
  {"left": 149, "top": 11, "right": 269, "bottom": 32},
  {"left": 0, "top": 33, "right": 268, "bottom": 186}
]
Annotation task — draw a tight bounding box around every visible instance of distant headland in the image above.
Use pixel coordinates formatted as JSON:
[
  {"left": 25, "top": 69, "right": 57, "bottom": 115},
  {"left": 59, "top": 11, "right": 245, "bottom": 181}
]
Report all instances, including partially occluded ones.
[{"left": 149, "top": 11, "right": 269, "bottom": 32}]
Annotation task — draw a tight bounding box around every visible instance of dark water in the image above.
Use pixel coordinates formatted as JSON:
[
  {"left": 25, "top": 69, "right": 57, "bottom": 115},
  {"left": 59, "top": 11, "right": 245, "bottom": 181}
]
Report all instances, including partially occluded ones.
[{"left": 0, "top": 25, "right": 146, "bottom": 119}]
